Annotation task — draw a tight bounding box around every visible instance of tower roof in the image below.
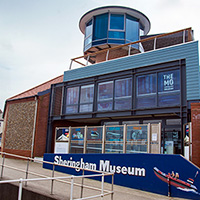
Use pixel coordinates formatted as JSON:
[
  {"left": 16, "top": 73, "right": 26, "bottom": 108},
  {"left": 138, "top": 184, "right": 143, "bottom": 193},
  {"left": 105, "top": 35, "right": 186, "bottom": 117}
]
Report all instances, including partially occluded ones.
[{"left": 79, "top": 5, "right": 151, "bottom": 35}]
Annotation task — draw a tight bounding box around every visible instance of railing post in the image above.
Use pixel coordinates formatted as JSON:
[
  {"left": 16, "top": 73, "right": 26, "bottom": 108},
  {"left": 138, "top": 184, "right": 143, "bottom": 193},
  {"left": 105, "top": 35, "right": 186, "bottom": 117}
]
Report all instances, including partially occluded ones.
[
  {"left": 25, "top": 158, "right": 30, "bottom": 187},
  {"left": 86, "top": 55, "right": 90, "bottom": 66},
  {"left": 18, "top": 178, "right": 23, "bottom": 200},
  {"left": 154, "top": 37, "right": 157, "bottom": 50},
  {"left": 106, "top": 50, "right": 110, "bottom": 61},
  {"left": 183, "top": 30, "right": 186, "bottom": 43},
  {"left": 102, "top": 125, "right": 106, "bottom": 153},
  {"left": 80, "top": 169, "right": 85, "bottom": 198},
  {"left": 69, "top": 60, "right": 73, "bottom": 70},
  {"left": 101, "top": 173, "right": 104, "bottom": 200},
  {"left": 70, "top": 176, "right": 74, "bottom": 200},
  {"left": 123, "top": 124, "right": 127, "bottom": 153},
  {"left": 68, "top": 126, "right": 72, "bottom": 153},
  {"left": 128, "top": 45, "right": 131, "bottom": 56},
  {"left": 111, "top": 174, "right": 114, "bottom": 200},
  {"left": 83, "top": 126, "right": 87, "bottom": 154},
  {"left": 51, "top": 164, "right": 55, "bottom": 195},
  {"left": 147, "top": 123, "right": 151, "bottom": 153},
  {"left": 1, "top": 153, "right": 5, "bottom": 180}
]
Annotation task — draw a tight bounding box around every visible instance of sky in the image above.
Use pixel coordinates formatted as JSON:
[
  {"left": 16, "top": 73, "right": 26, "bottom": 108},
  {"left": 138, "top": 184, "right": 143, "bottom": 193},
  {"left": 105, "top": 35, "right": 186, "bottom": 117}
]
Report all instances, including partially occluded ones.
[{"left": 0, "top": 0, "right": 200, "bottom": 110}]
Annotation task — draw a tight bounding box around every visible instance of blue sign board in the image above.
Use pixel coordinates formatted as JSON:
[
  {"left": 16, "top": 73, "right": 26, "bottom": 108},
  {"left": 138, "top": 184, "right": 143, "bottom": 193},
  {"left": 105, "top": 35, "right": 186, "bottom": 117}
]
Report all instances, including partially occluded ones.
[{"left": 43, "top": 153, "right": 200, "bottom": 199}]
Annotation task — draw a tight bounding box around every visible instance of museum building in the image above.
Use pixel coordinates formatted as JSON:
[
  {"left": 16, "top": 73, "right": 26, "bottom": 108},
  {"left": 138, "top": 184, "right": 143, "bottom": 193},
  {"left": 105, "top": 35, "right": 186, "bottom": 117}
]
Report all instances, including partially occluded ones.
[
  {"left": 45, "top": 6, "right": 200, "bottom": 166},
  {"left": 2, "top": 6, "right": 200, "bottom": 167}
]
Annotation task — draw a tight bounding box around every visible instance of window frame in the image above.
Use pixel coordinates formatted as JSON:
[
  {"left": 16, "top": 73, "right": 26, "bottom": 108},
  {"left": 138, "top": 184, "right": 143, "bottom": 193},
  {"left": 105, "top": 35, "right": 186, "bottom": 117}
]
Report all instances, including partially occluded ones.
[
  {"left": 84, "top": 19, "right": 93, "bottom": 51},
  {"left": 80, "top": 84, "right": 95, "bottom": 113},
  {"left": 97, "top": 80, "right": 114, "bottom": 111},
  {"left": 114, "top": 77, "right": 132, "bottom": 110},
  {"left": 109, "top": 13, "right": 125, "bottom": 31}
]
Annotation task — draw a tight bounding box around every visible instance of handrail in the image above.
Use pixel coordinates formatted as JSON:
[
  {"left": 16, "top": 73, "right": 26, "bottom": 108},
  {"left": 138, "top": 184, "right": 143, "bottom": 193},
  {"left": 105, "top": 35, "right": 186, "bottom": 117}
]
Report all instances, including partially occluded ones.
[
  {"left": 69, "top": 27, "right": 193, "bottom": 69},
  {"left": 0, "top": 152, "right": 114, "bottom": 200}
]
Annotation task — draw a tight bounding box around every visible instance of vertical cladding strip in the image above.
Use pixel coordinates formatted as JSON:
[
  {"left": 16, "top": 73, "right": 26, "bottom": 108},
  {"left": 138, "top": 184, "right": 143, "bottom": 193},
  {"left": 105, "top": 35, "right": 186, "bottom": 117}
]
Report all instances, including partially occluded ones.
[{"left": 64, "top": 41, "right": 199, "bottom": 100}]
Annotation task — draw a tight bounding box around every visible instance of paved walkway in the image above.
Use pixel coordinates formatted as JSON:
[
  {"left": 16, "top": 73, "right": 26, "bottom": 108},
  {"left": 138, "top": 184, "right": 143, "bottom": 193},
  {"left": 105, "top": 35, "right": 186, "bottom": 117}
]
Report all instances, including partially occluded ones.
[{"left": 0, "top": 157, "right": 188, "bottom": 200}]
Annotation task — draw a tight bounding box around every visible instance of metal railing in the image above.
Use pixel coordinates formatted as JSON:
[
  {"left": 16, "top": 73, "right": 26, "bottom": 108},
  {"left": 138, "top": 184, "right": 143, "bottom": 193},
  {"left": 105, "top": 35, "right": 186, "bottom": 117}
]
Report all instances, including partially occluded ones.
[
  {"left": 69, "top": 27, "right": 193, "bottom": 69},
  {"left": 0, "top": 152, "right": 114, "bottom": 200}
]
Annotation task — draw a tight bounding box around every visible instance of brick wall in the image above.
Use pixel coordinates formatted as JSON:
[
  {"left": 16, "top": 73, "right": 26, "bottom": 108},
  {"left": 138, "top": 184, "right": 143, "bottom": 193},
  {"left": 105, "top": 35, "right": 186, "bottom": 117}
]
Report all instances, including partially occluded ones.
[
  {"left": 191, "top": 103, "right": 200, "bottom": 167},
  {"left": 33, "top": 93, "right": 50, "bottom": 157},
  {"left": 4, "top": 100, "right": 36, "bottom": 152},
  {"left": 2, "top": 94, "right": 51, "bottom": 158}
]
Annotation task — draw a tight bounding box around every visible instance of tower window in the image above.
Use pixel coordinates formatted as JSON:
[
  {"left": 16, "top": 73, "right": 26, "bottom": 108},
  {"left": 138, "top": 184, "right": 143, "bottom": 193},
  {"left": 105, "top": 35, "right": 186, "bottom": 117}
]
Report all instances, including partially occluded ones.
[{"left": 110, "top": 14, "right": 124, "bottom": 30}]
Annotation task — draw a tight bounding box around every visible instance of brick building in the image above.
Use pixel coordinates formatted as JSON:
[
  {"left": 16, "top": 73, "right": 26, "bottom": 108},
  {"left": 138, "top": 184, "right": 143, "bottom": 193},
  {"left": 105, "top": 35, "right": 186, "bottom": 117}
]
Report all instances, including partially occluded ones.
[
  {"left": 191, "top": 103, "right": 200, "bottom": 166},
  {"left": 2, "top": 75, "right": 63, "bottom": 157}
]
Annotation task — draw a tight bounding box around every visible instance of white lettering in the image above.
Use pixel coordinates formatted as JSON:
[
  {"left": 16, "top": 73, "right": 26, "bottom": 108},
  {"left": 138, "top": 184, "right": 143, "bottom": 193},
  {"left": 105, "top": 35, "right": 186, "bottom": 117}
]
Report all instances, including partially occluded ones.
[
  {"left": 99, "top": 160, "right": 110, "bottom": 172},
  {"left": 99, "top": 159, "right": 145, "bottom": 176},
  {"left": 135, "top": 168, "right": 146, "bottom": 176},
  {"left": 121, "top": 166, "right": 127, "bottom": 175},
  {"left": 116, "top": 166, "right": 121, "bottom": 174},
  {"left": 53, "top": 156, "right": 146, "bottom": 177}
]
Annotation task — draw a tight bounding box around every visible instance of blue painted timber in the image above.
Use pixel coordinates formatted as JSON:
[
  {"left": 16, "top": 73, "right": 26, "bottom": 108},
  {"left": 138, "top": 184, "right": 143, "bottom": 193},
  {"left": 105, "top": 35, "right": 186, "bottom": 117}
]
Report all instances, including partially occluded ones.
[{"left": 64, "top": 41, "right": 200, "bottom": 100}]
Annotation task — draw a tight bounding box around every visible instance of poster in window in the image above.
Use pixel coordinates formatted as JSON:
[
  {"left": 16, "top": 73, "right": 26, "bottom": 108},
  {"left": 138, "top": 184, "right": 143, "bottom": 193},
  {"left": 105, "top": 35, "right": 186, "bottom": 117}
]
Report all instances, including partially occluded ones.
[
  {"left": 163, "top": 73, "right": 174, "bottom": 91},
  {"left": 158, "top": 70, "right": 180, "bottom": 93}
]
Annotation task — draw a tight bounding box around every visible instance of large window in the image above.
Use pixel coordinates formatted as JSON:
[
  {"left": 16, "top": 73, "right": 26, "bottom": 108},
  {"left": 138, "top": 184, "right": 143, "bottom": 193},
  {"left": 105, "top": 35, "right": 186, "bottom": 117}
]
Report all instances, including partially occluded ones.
[
  {"left": 84, "top": 20, "right": 93, "bottom": 51},
  {"left": 126, "top": 125, "right": 148, "bottom": 153},
  {"left": 115, "top": 78, "right": 132, "bottom": 110},
  {"left": 65, "top": 84, "right": 94, "bottom": 114},
  {"left": 64, "top": 68, "right": 181, "bottom": 114},
  {"left": 87, "top": 127, "right": 103, "bottom": 153},
  {"left": 61, "top": 124, "right": 155, "bottom": 154},
  {"left": 66, "top": 86, "right": 79, "bottom": 113},
  {"left": 98, "top": 81, "right": 113, "bottom": 111},
  {"left": 110, "top": 14, "right": 124, "bottom": 30},
  {"left": 137, "top": 74, "right": 156, "bottom": 108},
  {"left": 109, "top": 14, "right": 125, "bottom": 43},
  {"left": 83, "top": 12, "right": 145, "bottom": 51},
  {"left": 105, "top": 126, "right": 123, "bottom": 153},
  {"left": 158, "top": 70, "right": 180, "bottom": 106},
  {"left": 80, "top": 84, "right": 94, "bottom": 112},
  {"left": 126, "top": 14, "right": 139, "bottom": 42},
  {"left": 70, "top": 127, "right": 84, "bottom": 153},
  {"left": 93, "top": 13, "right": 108, "bottom": 41}
]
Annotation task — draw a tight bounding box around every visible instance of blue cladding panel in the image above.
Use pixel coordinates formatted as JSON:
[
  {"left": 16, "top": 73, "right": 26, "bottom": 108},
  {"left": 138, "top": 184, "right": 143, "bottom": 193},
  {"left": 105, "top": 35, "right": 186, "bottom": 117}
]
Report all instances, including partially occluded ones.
[{"left": 64, "top": 41, "right": 200, "bottom": 100}]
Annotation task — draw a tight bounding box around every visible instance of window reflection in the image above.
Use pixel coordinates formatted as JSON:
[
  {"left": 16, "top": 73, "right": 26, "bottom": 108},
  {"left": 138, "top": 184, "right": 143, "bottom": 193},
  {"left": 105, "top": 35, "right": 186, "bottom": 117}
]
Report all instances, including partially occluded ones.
[
  {"left": 110, "top": 14, "right": 124, "bottom": 30},
  {"left": 84, "top": 20, "right": 93, "bottom": 51},
  {"left": 93, "top": 13, "right": 108, "bottom": 40},
  {"left": 87, "top": 127, "right": 103, "bottom": 153},
  {"left": 137, "top": 74, "right": 156, "bottom": 108},
  {"left": 70, "top": 127, "right": 84, "bottom": 153},
  {"left": 126, "top": 14, "right": 139, "bottom": 42},
  {"left": 98, "top": 81, "right": 113, "bottom": 111},
  {"left": 85, "top": 20, "right": 92, "bottom": 38},
  {"left": 80, "top": 84, "right": 94, "bottom": 112},
  {"left": 66, "top": 87, "right": 79, "bottom": 113},
  {"left": 126, "top": 125, "right": 147, "bottom": 153},
  {"left": 115, "top": 78, "right": 132, "bottom": 110},
  {"left": 105, "top": 126, "right": 123, "bottom": 153},
  {"left": 137, "top": 74, "right": 156, "bottom": 95}
]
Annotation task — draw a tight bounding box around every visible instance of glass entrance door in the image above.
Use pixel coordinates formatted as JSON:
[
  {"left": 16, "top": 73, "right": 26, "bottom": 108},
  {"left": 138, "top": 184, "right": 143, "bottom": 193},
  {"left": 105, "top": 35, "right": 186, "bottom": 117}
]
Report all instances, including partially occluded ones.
[{"left": 162, "top": 129, "right": 181, "bottom": 154}]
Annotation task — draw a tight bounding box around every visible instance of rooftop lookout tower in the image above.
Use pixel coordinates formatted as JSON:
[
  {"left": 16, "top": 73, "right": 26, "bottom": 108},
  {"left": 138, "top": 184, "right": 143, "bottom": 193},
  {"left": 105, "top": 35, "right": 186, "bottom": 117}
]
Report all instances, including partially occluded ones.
[{"left": 79, "top": 6, "right": 151, "bottom": 64}]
